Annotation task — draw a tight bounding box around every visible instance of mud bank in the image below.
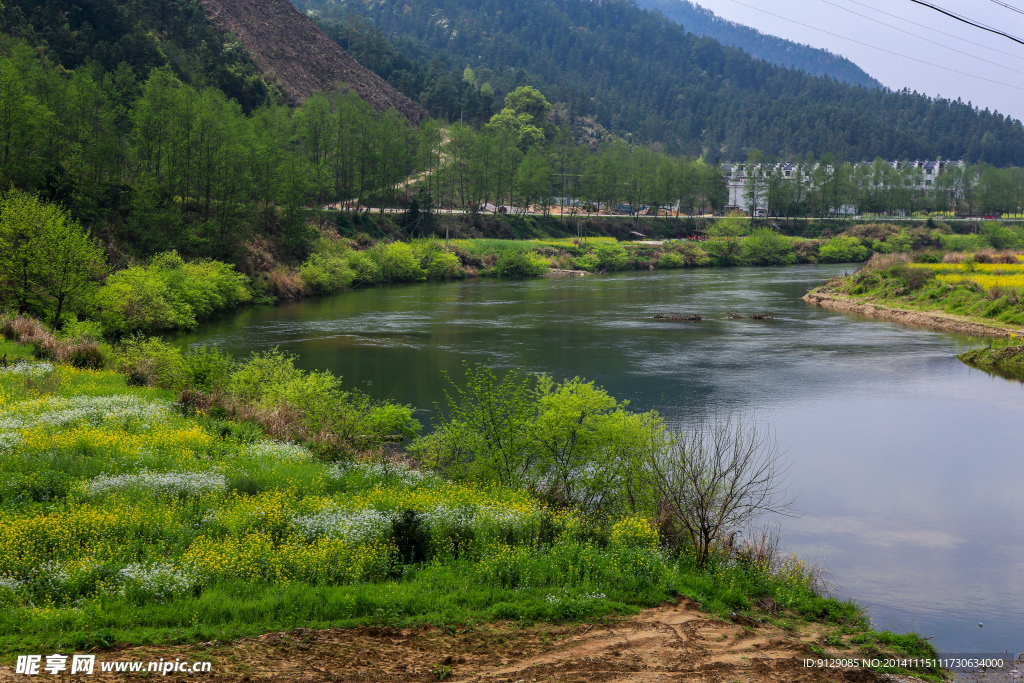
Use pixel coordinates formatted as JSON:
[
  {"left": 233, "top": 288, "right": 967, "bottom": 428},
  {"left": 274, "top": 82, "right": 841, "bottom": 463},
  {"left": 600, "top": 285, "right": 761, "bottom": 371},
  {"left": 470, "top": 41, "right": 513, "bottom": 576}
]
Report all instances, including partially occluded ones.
[{"left": 802, "top": 292, "right": 1024, "bottom": 338}]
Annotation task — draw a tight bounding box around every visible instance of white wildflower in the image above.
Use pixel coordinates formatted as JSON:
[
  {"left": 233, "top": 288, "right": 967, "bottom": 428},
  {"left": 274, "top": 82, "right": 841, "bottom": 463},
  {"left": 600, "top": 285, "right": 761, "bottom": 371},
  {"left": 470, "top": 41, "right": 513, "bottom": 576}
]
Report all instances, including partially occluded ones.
[
  {"left": 0, "top": 361, "right": 53, "bottom": 377},
  {"left": 243, "top": 440, "right": 312, "bottom": 463},
  {"left": 84, "top": 470, "right": 226, "bottom": 497},
  {"left": 326, "top": 461, "right": 442, "bottom": 488},
  {"left": 0, "top": 433, "right": 22, "bottom": 453},
  {"left": 0, "top": 576, "right": 21, "bottom": 592},
  {"left": 292, "top": 508, "right": 395, "bottom": 543},
  {"left": 119, "top": 562, "right": 195, "bottom": 602}
]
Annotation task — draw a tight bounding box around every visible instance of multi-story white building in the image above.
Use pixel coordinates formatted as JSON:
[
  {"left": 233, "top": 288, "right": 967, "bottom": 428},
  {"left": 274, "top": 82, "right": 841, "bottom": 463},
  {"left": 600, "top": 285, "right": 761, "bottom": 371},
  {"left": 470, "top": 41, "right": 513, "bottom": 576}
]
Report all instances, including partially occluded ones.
[{"left": 720, "top": 160, "right": 964, "bottom": 212}]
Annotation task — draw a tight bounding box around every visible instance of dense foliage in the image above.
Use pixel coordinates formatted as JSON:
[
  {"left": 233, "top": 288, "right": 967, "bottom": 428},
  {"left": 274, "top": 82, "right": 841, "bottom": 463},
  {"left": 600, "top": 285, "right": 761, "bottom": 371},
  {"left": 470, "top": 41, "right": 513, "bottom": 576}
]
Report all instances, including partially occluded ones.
[
  {"left": 637, "top": 0, "right": 879, "bottom": 88},
  {"left": 298, "top": 0, "right": 1024, "bottom": 163},
  {"left": 0, "top": 0, "right": 280, "bottom": 111},
  {"left": 0, "top": 333, "right": 885, "bottom": 658}
]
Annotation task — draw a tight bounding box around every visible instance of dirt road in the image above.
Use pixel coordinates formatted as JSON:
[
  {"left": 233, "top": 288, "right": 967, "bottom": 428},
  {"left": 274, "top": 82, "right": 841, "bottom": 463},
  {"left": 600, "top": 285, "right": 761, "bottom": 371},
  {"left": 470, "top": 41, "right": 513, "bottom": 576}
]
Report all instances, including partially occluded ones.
[{"left": 1, "top": 599, "right": 933, "bottom": 682}]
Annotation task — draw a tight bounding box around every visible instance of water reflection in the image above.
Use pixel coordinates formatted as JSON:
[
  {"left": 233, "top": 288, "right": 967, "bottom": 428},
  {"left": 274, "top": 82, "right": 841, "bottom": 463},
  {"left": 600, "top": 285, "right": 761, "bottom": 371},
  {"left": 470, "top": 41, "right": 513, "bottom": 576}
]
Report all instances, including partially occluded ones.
[{"left": 175, "top": 265, "right": 1024, "bottom": 653}]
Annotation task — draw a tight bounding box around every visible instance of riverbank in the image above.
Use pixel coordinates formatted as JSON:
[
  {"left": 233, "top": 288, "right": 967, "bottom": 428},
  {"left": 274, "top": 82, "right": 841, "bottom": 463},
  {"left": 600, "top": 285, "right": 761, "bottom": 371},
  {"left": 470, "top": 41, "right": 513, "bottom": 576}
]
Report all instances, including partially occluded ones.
[
  {"left": 0, "top": 600, "right": 944, "bottom": 682},
  {"left": 0, "top": 318, "right": 945, "bottom": 681},
  {"left": 957, "top": 343, "right": 1024, "bottom": 381},
  {"left": 803, "top": 252, "right": 1024, "bottom": 380},
  {"left": 802, "top": 292, "right": 1024, "bottom": 338}
]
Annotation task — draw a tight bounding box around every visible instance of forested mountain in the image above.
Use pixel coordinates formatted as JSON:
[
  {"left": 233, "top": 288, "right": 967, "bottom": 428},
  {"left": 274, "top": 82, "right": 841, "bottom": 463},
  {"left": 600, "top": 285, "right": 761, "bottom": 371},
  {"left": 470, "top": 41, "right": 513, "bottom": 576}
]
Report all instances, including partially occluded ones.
[
  {"left": 0, "top": 0, "right": 421, "bottom": 118},
  {"left": 295, "top": 0, "right": 1024, "bottom": 165},
  {"left": 0, "top": 0, "right": 280, "bottom": 112},
  {"left": 199, "top": 0, "right": 424, "bottom": 120},
  {"left": 636, "top": 0, "right": 880, "bottom": 89}
]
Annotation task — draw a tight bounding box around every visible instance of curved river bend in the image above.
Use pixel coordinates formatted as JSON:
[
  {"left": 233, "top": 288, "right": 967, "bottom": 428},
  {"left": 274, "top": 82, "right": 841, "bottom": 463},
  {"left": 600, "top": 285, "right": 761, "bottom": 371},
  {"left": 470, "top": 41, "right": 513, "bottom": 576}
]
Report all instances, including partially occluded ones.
[{"left": 176, "top": 265, "right": 1024, "bottom": 654}]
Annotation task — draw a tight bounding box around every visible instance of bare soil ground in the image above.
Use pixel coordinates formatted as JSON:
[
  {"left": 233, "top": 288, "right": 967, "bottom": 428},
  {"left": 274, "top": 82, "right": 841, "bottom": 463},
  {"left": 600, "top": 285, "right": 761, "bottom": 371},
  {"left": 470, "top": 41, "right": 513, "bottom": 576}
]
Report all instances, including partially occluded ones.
[
  {"left": 1, "top": 600, "right": 930, "bottom": 682},
  {"left": 198, "top": 0, "right": 425, "bottom": 122}
]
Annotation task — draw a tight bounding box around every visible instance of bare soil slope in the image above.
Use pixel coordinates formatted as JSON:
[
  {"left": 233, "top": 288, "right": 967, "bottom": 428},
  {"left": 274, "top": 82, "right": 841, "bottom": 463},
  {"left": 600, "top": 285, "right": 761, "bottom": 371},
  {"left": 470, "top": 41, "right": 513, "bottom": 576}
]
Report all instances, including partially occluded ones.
[
  {"left": 2, "top": 601, "right": 926, "bottom": 682},
  {"left": 198, "top": 0, "right": 425, "bottom": 122}
]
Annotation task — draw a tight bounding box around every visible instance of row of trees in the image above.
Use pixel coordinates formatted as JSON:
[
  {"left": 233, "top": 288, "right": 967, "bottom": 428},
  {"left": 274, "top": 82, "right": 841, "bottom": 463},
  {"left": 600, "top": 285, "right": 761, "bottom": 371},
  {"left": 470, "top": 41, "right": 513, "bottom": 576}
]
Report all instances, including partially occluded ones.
[
  {"left": 4, "top": 36, "right": 1024, "bottom": 280},
  {"left": 0, "top": 42, "right": 726, "bottom": 263},
  {"left": 742, "top": 155, "right": 1024, "bottom": 218}
]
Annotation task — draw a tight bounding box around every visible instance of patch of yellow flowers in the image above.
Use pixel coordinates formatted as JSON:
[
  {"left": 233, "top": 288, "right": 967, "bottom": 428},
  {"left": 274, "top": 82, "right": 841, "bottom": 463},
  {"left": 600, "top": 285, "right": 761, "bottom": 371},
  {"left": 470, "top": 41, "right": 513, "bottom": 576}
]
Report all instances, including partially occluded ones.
[{"left": 911, "top": 262, "right": 1024, "bottom": 292}]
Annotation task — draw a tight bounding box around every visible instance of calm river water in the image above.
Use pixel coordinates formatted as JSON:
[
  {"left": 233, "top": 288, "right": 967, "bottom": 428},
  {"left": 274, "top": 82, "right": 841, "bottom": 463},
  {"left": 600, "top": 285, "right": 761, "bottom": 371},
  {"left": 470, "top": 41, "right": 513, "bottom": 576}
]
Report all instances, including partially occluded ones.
[{"left": 176, "top": 264, "right": 1024, "bottom": 654}]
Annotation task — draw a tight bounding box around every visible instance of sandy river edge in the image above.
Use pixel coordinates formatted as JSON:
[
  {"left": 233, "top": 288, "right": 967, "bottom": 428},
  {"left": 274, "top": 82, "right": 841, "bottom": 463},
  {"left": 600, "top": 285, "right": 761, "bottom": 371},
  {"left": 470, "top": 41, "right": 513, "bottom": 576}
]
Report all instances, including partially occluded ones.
[{"left": 802, "top": 291, "right": 1024, "bottom": 338}]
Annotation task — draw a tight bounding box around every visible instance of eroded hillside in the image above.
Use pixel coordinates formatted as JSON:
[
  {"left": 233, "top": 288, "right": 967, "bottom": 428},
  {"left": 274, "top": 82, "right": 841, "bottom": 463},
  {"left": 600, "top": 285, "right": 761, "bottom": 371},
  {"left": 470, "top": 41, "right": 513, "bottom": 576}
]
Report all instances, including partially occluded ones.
[{"left": 199, "top": 0, "right": 425, "bottom": 121}]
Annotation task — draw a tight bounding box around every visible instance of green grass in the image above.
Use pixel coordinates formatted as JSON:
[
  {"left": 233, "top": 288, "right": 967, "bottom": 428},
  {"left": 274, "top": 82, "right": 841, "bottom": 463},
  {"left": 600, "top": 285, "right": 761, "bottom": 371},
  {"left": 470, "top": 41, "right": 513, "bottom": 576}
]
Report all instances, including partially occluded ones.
[
  {"left": 0, "top": 358, "right": 937, "bottom": 680},
  {"left": 829, "top": 265, "right": 1024, "bottom": 327},
  {"left": 0, "top": 339, "right": 34, "bottom": 364},
  {"left": 958, "top": 340, "right": 1024, "bottom": 381}
]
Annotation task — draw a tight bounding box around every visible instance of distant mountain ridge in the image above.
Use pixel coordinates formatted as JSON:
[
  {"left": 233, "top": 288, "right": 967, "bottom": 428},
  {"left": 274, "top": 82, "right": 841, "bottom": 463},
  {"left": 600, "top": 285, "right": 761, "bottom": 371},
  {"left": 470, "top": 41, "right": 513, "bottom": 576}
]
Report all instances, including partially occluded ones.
[
  {"left": 637, "top": 0, "right": 880, "bottom": 89},
  {"left": 293, "top": 0, "right": 1024, "bottom": 165}
]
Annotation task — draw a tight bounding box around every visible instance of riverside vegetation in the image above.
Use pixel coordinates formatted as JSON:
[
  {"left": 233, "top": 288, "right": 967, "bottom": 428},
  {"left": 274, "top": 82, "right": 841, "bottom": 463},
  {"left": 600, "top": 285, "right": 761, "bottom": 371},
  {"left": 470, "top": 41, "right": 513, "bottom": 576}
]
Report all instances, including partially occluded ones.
[
  {"left": 8, "top": 182, "right": 1024, "bottom": 338},
  {"left": 807, "top": 245, "right": 1024, "bottom": 380},
  {"left": 0, "top": 315, "right": 944, "bottom": 680}
]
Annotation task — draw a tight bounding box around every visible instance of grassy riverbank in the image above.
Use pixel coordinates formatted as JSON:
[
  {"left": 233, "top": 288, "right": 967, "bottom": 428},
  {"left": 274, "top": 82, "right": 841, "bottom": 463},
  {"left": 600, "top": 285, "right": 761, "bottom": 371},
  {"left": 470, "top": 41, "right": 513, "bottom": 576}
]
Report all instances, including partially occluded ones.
[
  {"left": 958, "top": 340, "right": 1024, "bottom": 381},
  {"left": 0, "top": 319, "right": 944, "bottom": 680},
  {"left": 805, "top": 252, "right": 1024, "bottom": 380}
]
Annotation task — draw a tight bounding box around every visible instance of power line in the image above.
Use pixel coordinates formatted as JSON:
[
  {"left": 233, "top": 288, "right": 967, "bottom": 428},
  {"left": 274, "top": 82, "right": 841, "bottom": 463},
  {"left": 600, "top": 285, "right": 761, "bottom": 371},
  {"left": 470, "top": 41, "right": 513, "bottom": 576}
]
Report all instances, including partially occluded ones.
[
  {"left": 819, "top": 0, "right": 1024, "bottom": 76},
  {"left": 837, "top": 0, "right": 1024, "bottom": 63},
  {"left": 987, "top": 0, "right": 1024, "bottom": 16},
  {"left": 905, "top": 0, "right": 1024, "bottom": 47},
  {"left": 723, "top": 0, "right": 1024, "bottom": 92}
]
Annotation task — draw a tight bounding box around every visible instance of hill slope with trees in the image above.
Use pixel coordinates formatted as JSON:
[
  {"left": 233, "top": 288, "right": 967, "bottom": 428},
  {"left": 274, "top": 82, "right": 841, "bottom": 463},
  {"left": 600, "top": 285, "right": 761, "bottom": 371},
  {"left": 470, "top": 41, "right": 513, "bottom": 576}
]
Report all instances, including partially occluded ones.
[
  {"left": 295, "top": 0, "right": 1024, "bottom": 165},
  {"left": 0, "top": 0, "right": 422, "bottom": 119},
  {"left": 637, "top": 0, "right": 880, "bottom": 89}
]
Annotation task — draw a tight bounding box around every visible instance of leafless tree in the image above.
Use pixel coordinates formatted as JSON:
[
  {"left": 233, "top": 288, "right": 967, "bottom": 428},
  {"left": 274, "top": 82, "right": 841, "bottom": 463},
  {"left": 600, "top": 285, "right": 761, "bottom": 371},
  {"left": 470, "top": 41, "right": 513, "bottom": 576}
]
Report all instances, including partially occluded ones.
[{"left": 650, "top": 415, "right": 797, "bottom": 567}]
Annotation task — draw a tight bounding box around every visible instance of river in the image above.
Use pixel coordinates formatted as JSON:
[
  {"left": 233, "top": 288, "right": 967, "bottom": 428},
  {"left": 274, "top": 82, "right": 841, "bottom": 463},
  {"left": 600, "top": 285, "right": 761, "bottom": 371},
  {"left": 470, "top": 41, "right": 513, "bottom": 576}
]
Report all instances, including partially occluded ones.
[{"left": 175, "top": 264, "right": 1024, "bottom": 655}]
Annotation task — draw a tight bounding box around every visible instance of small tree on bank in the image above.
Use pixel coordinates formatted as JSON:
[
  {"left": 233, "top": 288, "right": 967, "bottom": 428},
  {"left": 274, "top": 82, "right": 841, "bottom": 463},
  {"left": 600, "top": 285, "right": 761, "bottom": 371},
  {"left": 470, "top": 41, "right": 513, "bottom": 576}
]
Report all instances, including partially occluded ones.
[
  {"left": 649, "top": 415, "right": 796, "bottom": 567},
  {"left": 0, "top": 189, "right": 105, "bottom": 328}
]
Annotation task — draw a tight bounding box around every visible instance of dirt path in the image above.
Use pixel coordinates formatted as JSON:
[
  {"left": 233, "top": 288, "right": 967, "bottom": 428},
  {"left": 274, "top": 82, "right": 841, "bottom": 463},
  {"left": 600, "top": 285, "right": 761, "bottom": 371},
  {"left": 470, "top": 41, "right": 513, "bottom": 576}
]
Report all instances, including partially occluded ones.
[
  {"left": 803, "top": 292, "right": 1024, "bottom": 338},
  {"left": 1, "top": 600, "right": 928, "bottom": 682}
]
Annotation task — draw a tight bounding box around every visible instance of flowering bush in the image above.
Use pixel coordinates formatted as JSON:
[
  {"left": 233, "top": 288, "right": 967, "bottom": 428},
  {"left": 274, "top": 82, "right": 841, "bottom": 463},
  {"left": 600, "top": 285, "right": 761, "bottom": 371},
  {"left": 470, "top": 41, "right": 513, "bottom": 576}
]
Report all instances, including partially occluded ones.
[{"left": 610, "top": 516, "right": 659, "bottom": 549}]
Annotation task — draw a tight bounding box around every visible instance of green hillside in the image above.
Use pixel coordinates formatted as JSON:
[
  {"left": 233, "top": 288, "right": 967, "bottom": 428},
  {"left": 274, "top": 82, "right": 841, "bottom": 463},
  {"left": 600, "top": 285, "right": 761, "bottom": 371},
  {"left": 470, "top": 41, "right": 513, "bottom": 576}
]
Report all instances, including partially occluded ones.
[
  {"left": 0, "top": 0, "right": 281, "bottom": 111},
  {"left": 296, "top": 0, "right": 1024, "bottom": 164}
]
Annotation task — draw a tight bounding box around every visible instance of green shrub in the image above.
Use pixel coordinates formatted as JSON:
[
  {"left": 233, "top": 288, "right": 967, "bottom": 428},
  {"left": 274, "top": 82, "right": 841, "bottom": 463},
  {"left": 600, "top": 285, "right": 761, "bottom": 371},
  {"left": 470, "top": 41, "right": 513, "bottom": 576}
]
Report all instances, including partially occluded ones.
[
  {"left": 183, "top": 345, "right": 234, "bottom": 392},
  {"left": 96, "top": 252, "right": 251, "bottom": 336},
  {"left": 96, "top": 266, "right": 195, "bottom": 335},
  {"left": 413, "top": 240, "right": 465, "bottom": 280},
  {"left": 707, "top": 215, "right": 750, "bottom": 237},
  {"left": 741, "top": 229, "right": 796, "bottom": 265},
  {"left": 113, "top": 337, "right": 186, "bottom": 389},
  {"left": 299, "top": 254, "right": 355, "bottom": 295},
  {"left": 818, "top": 236, "right": 871, "bottom": 263},
  {"left": 658, "top": 252, "right": 684, "bottom": 268},
  {"left": 980, "top": 223, "right": 1022, "bottom": 250},
  {"left": 346, "top": 251, "right": 383, "bottom": 284},
  {"left": 370, "top": 242, "right": 427, "bottom": 282},
  {"left": 704, "top": 237, "right": 743, "bottom": 266},
  {"left": 592, "top": 242, "right": 629, "bottom": 271},
  {"left": 229, "top": 350, "right": 419, "bottom": 455},
  {"left": 412, "top": 366, "right": 663, "bottom": 514},
  {"left": 491, "top": 250, "right": 549, "bottom": 277}
]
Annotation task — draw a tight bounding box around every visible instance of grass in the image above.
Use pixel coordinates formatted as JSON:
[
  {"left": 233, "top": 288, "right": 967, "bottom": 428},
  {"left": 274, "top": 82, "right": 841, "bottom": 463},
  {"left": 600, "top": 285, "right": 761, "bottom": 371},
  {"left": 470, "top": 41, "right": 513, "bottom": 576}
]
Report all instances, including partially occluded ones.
[
  {"left": 958, "top": 338, "right": 1024, "bottom": 381},
  {"left": 0, "top": 356, "right": 942, "bottom": 680},
  {"left": 826, "top": 257, "right": 1024, "bottom": 327},
  {"left": 0, "top": 338, "right": 34, "bottom": 365}
]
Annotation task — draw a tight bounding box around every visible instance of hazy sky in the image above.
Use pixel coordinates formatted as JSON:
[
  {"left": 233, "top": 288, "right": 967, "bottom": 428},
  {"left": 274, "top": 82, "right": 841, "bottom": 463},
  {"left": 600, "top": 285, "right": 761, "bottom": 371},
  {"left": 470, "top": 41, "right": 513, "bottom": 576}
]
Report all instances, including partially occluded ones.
[{"left": 689, "top": 0, "right": 1024, "bottom": 121}]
